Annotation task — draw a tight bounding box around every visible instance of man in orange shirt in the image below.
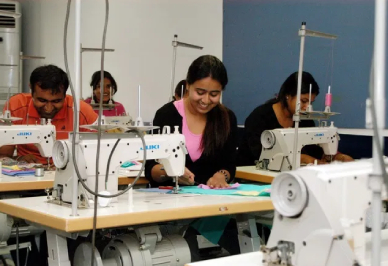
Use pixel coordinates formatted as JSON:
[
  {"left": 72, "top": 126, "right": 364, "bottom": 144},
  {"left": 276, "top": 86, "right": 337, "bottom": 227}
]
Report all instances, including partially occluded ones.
[{"left": 0, "top": 65, "right": 98, "bottom": 164}]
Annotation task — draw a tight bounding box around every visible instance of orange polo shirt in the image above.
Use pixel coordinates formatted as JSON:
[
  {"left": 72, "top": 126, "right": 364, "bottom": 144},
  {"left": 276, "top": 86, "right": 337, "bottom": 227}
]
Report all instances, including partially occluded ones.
[{"left": 4, "top": 93, "right": 98, "bottom": 164}]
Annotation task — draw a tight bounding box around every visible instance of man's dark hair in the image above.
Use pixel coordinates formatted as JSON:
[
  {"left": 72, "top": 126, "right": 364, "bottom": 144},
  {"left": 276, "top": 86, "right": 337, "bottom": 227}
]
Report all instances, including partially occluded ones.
[{"left": 30, "top": 65, "right": 69, "bottom": 95}]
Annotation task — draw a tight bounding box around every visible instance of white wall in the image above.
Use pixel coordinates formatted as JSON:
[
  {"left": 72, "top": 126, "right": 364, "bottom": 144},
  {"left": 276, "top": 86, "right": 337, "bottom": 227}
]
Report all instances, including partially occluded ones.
[{"left": 19, "top": 0, "right": 223, "bottom": 121}]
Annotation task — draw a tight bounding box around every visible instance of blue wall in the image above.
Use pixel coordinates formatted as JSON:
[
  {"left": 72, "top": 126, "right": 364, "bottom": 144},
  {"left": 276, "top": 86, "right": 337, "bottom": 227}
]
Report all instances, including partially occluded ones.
[{"left": 223, "top": 0, "right": 379, "bottom": 128}]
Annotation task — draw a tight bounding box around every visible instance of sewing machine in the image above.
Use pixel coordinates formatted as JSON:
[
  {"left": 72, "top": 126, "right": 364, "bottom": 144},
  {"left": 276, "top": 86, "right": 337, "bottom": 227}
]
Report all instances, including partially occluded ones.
[
  {"left": 0, "top": 120, "right": 56, "bottom": 263},
  {"left": 261, "top": 160, "right": 388, "bottom": 266},
  {"left": 258, "top": 122, "right": 339, "bottom": 171},
  {"left": 51, "top": 125, "right": 187, "bottom": 208},
  {"left": 0, "top": 124, "right": 56, "bottom": 158},
  {"left": 0, "top": 111, "right": 56, "bottom": 159},
  {"left": 104, "top": 114, "right": 132, "bottom": 127}
]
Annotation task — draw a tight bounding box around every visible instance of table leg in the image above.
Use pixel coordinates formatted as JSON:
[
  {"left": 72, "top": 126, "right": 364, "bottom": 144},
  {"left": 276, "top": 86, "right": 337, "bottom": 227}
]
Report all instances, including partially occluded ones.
[
  {"left": 46, "top": 231, "right": 71, "bottom": 266},
  {"left": 236, "top": 214, "right": 261, "bottom": 253}
]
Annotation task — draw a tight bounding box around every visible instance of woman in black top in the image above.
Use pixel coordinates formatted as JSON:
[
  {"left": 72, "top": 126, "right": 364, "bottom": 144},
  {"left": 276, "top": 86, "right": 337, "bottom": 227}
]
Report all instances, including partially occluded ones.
[
  {"left": 145, "top": 55, "right": 238, "bottom": 188},
  {"left": 238, "top": 71, "right": 353, "bottom": 166}
]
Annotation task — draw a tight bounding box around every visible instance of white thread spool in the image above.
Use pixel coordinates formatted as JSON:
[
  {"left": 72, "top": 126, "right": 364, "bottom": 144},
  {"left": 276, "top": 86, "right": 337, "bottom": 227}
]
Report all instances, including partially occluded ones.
[
  {"left": 98, "top": 191, "right": 112, "bottom": 207},
  {"left": 35, "top": 166, "right": 44, "bottom": 177}
]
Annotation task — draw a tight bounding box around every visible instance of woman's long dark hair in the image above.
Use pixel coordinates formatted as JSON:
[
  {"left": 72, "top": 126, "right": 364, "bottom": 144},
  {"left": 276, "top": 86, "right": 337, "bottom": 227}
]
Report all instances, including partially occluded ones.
[
  {"left": 267, "top": 71, "right": 320, "bottom": 106},
  {"left": 186, "top": 55, "right": 230, "bottom": 155}
]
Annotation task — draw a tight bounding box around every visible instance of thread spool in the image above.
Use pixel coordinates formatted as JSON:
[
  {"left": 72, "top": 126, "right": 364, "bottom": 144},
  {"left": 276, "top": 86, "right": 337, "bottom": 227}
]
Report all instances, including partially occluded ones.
[
  {"left": 35, "top": 167, "right": 44, "bottom": 177},
  {"left": 325, "top": 86, "right": 332, "bottom": 107},
  {"left": 325, "top": 93, "right": 332, "bottom": 107}
]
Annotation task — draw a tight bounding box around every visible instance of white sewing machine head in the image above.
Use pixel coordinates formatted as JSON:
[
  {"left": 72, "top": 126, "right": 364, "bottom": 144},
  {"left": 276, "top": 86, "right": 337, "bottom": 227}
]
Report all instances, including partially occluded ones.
[
  {"left": 262, "top": 160, "right": 388, "bottom": 266},
  {"left": 0, "top": 123, "right": 56, "bottom": 158},
  {"left": 51, "top": 126, "right": 187, "bottom": 208},
  {"left": 258, "top": 122, "right": 339, "bottom": 172}
]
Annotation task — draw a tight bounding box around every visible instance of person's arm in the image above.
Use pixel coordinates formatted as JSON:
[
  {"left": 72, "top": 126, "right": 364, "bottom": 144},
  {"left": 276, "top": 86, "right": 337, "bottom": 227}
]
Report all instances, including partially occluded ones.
[
  {"left": 150, "top": 164, "right": 195, "bottom": 185},
  {"left": 150, "top": 163, "right": 173, "bottom": 183},
  {"left": 300, "top": 119, "right": 324, "bottom": 161},
  {"left": 301, "top": 154, "right": 327, "bottom": 165},
  {"left": 321, "top": 152, "right": 354, "bottom": 163},
  {"left": 79, "top": 101, "right": 99, "bottom": 134},
  {"left": 334, "top": 153, "right": 354, "bottom": 162},
  {"left": 245, "top": 113, "right": 267, "bottom": 161},
  {"left": 0, "top": 145, "right": 15, "bottom": 158},
  {"left": 145, "top": 109, "right": 166, "bottom": 183},
  {"left": 144, "top": 106, "right": 194, "bottom": 185},
  {"left": 0, "top": 145, "right": 40, "bottom": 163}
]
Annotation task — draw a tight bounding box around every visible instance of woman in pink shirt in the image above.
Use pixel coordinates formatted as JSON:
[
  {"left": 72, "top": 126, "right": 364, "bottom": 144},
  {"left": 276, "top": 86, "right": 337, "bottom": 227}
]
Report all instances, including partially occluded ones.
[
  {"left": 145, "top": 55, "right": 240, "bottom": 261},
  {"left": 84, "top": 70, "right": 126, "bottom": 116},
  {"left": 145, "top": 55, "right": 237, "bottom": 189}
]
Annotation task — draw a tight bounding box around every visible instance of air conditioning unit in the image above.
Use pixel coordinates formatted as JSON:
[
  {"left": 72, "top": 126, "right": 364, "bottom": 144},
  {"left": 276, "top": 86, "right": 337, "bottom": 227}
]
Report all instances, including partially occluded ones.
[{"left": 0, "top": 0, "right": 20, "bottom": 110}]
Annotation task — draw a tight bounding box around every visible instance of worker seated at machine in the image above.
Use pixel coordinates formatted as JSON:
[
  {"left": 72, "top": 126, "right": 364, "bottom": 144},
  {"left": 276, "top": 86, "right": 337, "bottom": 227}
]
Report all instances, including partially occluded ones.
[
  {"left": 145, "top": 55, "right": 237, "bottom": 189},
  {"left": 84, "top": 70, "right": 127, "bottom": 116},
  {"left": 0, "top": 65, "right": 98, "bottom": 165},
  {"left": 145, "top": 55, "right": 256, "bottom": 261},
  {"left": 258, "top": 122, "right": 339, "bottom": 171},
  {"left": 237, "top": 71, "right": 353, "bottom": 167}
]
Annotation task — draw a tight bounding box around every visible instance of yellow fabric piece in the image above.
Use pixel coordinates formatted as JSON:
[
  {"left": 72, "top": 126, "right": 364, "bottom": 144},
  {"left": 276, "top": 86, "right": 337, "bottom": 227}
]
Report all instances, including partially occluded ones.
[{"left": 233, "top": 191, "right": 260, "bottom": 196}]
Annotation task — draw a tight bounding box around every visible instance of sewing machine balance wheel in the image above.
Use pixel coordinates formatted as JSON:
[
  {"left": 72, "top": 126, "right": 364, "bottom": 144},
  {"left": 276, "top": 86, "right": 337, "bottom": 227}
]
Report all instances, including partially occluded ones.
[
  {"left": 261, "top": 130, "right": 276, "bottom": 149},
  {"left": 271, "top": 172, "right": 308, "bottom": 217},
  {"left": 52, "top": 140, "right": 70, "bottom": 169},
  {"left": 73, "top": 243, "right": 105, "bottom": 266}
]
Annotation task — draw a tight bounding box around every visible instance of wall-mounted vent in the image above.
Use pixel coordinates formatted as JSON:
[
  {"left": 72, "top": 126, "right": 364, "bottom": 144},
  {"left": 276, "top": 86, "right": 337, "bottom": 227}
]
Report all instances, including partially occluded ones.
[{"left": 0, "top": 3, "right": 16, "bottom": 28}]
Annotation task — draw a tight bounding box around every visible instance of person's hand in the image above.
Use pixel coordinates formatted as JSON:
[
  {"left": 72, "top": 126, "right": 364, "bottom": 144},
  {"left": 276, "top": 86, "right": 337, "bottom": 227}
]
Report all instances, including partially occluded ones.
[
  {"left": 334, "top": 153, "right": 354, "bottom": 162},
  {"left": 206, "top": 172, "right": 229, "bottom": 189},
  {"left": 44, "top": 164, "right": 56, "bottom": 171},
  {"left": 178, "top": 167, "right": 195, "bottom": 185},
  {"left": 301, "top": 154, "right": 325, "bottom": 165},
  {"left": 17, "top": 154, "right": 40, "bottom": 163}
]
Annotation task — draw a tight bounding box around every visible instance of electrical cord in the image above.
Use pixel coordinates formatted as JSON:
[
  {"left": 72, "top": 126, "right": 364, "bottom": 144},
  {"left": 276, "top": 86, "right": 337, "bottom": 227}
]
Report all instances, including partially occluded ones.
[
  {"left": 23, "top": 247, "right": 29, "bottom": 266},
  {"left": 64, "top": 0, "right": 146, "bottom": 196},
  {"left": 105, "top": 138, "right": 121, "bottom": 189},
  {"left": 91, "top": 0, "right": 110, "bottom": 263},
  {"left": 103, "top": 130, "right": 141, "bottom": 188},
  {"left": 15, "top": 223, "right": 19, "bottom": 266},
  {"left": 63, "top": 0, "right": 146, "bottom": 200},
  {"left": 63, "top": 2, "right": 147, "bottom": 265}
]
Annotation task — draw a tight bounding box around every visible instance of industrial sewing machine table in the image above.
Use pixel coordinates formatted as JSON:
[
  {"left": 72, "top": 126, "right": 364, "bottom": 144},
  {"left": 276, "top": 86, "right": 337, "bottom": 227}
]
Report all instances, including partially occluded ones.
[
  {"left": 0, "top": 191, "right": 272, "bottom": 232},
  {"left": 0, "top": 191, "right": 273, "bottom": 266},
  {"left": 235, "top": 166, "right": 277, "bottom": 183},
  {"left": 0, "top": 171, "right": 149, "bottom": 192}
]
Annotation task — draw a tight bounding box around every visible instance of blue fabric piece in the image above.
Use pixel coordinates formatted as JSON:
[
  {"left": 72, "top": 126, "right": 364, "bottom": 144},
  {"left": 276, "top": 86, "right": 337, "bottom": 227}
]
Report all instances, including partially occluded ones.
[
  {"left": 191, "top": 216, "right": 232, "bottom": 245},
  {"left": 179, "top": 184, "right": 271, "bottom": 197},
  {"left": 121, "top": 161, "right": 136, "bottom": 168},
  {"left": 2, "top": 170, "right": 36, "bottom": 176}
]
